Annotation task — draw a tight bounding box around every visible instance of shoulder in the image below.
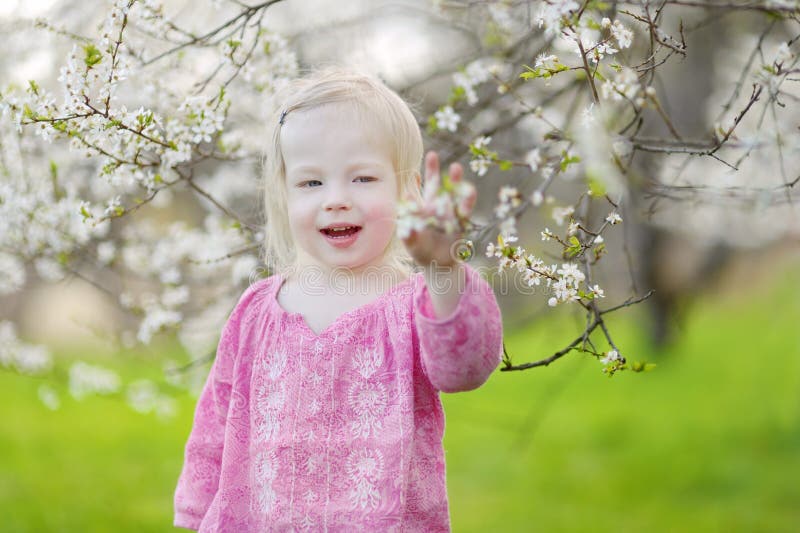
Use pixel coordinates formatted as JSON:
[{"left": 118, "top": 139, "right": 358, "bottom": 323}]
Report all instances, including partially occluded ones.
[{"left": 222, "top": 274, "right": 282, "bottom": 332}]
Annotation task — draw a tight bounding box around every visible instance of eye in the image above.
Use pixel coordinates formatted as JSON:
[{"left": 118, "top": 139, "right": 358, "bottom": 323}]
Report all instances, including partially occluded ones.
[
  {"left": 355, "top": 176, "right": 377, "bottom": 183},
  {"left": 299, "top": 179, "right": 322, "bottom": 187}
]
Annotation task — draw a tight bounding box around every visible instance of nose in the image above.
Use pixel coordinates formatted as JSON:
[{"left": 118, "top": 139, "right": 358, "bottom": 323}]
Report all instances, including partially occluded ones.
[{"left": 322, "top": 182, "right": 352, "bottom": 211}]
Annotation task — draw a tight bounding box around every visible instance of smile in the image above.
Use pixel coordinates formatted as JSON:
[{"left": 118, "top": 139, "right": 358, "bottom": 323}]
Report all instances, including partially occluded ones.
[
  {"left": 320, "top": 226, "right": 361, "bottom": 237},
  {"left": 320, "top": 226, "right": 362, "bottom": 248}
]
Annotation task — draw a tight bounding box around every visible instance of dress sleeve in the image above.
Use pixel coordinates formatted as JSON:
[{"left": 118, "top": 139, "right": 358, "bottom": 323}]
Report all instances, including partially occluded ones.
[
  {"left": 414, "top": 263, "right": 504, "bottom": 393},
  {"left": 173, "top": 281, "right": 260, "bottom": 530}
]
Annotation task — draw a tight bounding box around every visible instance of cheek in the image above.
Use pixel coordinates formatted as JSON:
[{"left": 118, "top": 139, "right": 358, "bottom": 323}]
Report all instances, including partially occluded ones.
[
  {"left": 286, "top": 197, "right": 313, "bottom": 222},
  {"left": 365, "top": 201, "right": 397, "bottom": 228}
]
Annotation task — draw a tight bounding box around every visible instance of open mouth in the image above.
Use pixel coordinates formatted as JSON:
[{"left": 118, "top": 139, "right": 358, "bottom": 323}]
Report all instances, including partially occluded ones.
[{"left": 320, "top": 225, "right": 362, "bottom": 238}]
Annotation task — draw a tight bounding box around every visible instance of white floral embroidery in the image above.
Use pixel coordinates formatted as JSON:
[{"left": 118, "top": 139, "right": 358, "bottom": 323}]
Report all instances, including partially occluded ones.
[
  {"left": 308, "top": 397, "right": 321, "bottom": 415},
  {"left": 252, "top": 450, "right": 278, "bottom": 513},
  {"left": 258, "top": 348, "right": 289, "bottom": 380},
  {"left": 345, "top": 448, "right": 384, "bottom": 511},
  {"left": 304, "top": 453, "right": 321, "bottom": 476},
  {"left": 303, "top": 427, "right": 316, "bottom": 442},
  {"left": 348, "top": 381, "right": 388, "bottom": 438},
  {"left": 253, "top": 381, "right": 285, "bottom": 442},
  {"left": 298, "top": 513, "right": 315, "bottom": 531},
  {"left": 351, "top": 346, "right": 384, "bottom": 379}
]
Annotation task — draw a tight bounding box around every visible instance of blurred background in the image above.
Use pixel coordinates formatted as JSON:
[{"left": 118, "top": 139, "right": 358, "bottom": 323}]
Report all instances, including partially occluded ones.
[{"left": 1, "top": 0, "right": 799, "bottom": 531}]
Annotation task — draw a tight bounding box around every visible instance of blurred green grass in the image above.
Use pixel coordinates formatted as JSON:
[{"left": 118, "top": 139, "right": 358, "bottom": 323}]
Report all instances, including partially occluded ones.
[{"left": 1, "top": 267, "right": 798, "bottom": 532}]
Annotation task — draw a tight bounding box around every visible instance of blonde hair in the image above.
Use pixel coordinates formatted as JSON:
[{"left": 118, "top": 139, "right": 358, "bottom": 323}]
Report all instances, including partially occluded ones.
[{"left": 261, "top": 66, "right": 424, "bottom": 276}]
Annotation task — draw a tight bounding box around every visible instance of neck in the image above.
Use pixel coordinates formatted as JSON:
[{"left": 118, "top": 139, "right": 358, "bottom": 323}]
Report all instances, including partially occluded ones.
[{"left": 285, "top": 262, "right": 407, "bottom": 296}]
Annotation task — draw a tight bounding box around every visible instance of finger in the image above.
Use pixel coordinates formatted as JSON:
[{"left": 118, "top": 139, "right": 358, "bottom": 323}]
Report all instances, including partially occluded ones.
[
  {"left": 425, "top": 150, "right": 439, "bottom": 175},
  {"left": 448, "top": 161, "right": 463, "bottom": 183},
  {"left": 424, "top": 151, "right": 440, "bottom": 184},
  {"left": 459, "top": 182, "right": 477, "bottom": 215},
  {"left": 423, "top": 151, "right": 440, "bottom": 202}
]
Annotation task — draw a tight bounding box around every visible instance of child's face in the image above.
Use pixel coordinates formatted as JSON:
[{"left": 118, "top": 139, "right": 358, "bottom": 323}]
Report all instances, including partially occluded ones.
[{"left": 281, "top": 104, "right": 399, "bottom": 276}]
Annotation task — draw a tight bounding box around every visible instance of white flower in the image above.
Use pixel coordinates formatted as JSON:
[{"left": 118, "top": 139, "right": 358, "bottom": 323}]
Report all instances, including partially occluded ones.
[
  {"left": 557, "top": 263, "right": 585, "bottom": 284},
  {"left": 97, "top": 241, "right": 116, "bottom": 265},
  {"left": 541, "top": 228, "right": 552, "bottom": 241},
  {"left": 590, "top": 284, "right": 605, "bottom": 298},
  {"left": 498, "top": 186, "right": 520, "bottom": 205},
  {"left": 593, "top": 42, "right": 618, "bottom": 63},
  {"left": 536, "top": 1, "right": 580, "bottom": 36},
  {"left": 69, "top": 362, "right": 121, "bottom": 399},
  {"left": 531, "top": 190, "right": 544, "bottom": 206},
  {"left": 601, "top": 67, "right": 641, "bottom": 101},
  {"left": 612, "top": 138, "right": 633, "bottom": 158},
  {"left": 104, "top": 195, "right": 122, "bottom": 216},
  {"left": 594, "top": 235, "right": 604, "bottom": 244},
  {"left": 601, "top": 349, "right": 620, "bottom": 364},
  {"left": 434, "top": 106, "right": 461, "bottom": 132},
  {"left": 499, "top": 217, "right": 517, "bottom": 240},
  {"left": 606, "top": 212, "right": 622, "bottom": 225},
  {"left": 38, "top": 384, "right": 60, "bottom": 410},
  {"left": 34, "top": 257, "right": 65, "bottom": 282},
  {"left": 535, "top": 53, "right": 558, "bottom": 69},
  {"left": 0, "top": 252, "right": 26, "bottom": 295},
  {"left": 470, "top": 157, "right": 491, "bottom": 176},
  {"left": 162, "top": 285, "right": 190, "bottom": 308},
  {"left": 611, "top": 21, "right": 633, "bottom": 49},
  {"left": 601, "top": 17, "right": 612, "bottom": 29},
  {"left": 775, "top": 42, "right": 794, "bottom": 65},
  {"left": 137, "top": 306, "right": 182, "bottom": 344},
  {"left": 473, "top": 135, "right": 492, "bottom": 149},
  {"left": 552, "top": 205, "right": 575, "bottom": 226},
  {"left": 231, "top": 254, "right": 258, "bottom": 285},
  {"left": 127, "top": 379, "right": 159, "bottom": 414},
  {"left": 14, "top": 345, "right": 52, "bottom": 375},
  {"left": 581, "top": 103, "right": 596, "bottom": 127},
  {"left": 567, "top": 221, "right": 580, "bottom": 236},
  {"left": 525, "top": 148, "right": 542, "bottom": 172},
  {"left": 547, "top": 297, "right": 558, "bottom": 307}
]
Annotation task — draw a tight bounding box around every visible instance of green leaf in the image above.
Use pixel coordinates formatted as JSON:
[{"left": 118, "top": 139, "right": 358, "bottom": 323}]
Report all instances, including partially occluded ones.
[
  {"left": 519, "top": 65, "right": 541, "bottom": 80},
  {"left": 498, "top": 160, "right": 513, "bottom": 171},
  {"left": 448, "top": 85, "right": 466, "bottom": 106},
  {"left": 565, "top": 235, "right": 582, "bottom": 258},
  {"left": 101, "top": 162, "right": 117, "bottom": 175},
  {"left": 83, "top": 44, "right": 103, "bottom": 67},
  {"left": 588, "top": 176, "right": 606, "bottom": 197},
  {"left": 560, "top": 150, "right": 581, "bottom": 172},
  {"left": 27, "top": 80, "right": 40, "bottom": 96},
  {"left": 632, "top": 362, "right": 657, "bottom": 373},
  {"left": 426, "top": 115, "right": 438, "bottom": 134}
]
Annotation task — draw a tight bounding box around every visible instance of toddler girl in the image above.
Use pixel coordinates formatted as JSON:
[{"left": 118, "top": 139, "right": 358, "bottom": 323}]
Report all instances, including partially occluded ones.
[{"left": 174, "top": 66, "right": 503, "bottom": 532}]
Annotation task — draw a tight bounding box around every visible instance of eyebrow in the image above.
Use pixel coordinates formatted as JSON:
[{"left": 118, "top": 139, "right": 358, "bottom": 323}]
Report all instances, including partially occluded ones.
[{"left": 288, "top": 162, "right": 386, "bottom": 175}]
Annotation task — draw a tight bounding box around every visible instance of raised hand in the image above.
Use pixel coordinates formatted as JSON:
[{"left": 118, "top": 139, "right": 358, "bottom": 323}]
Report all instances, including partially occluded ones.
[{"left": 400, "top": 151, "right": 477, "bottom": 268}]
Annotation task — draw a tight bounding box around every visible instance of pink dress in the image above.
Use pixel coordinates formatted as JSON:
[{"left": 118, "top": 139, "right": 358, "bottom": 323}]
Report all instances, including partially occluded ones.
[{"left": 174, "top": 264, "right": 503, "bottom": 532}]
